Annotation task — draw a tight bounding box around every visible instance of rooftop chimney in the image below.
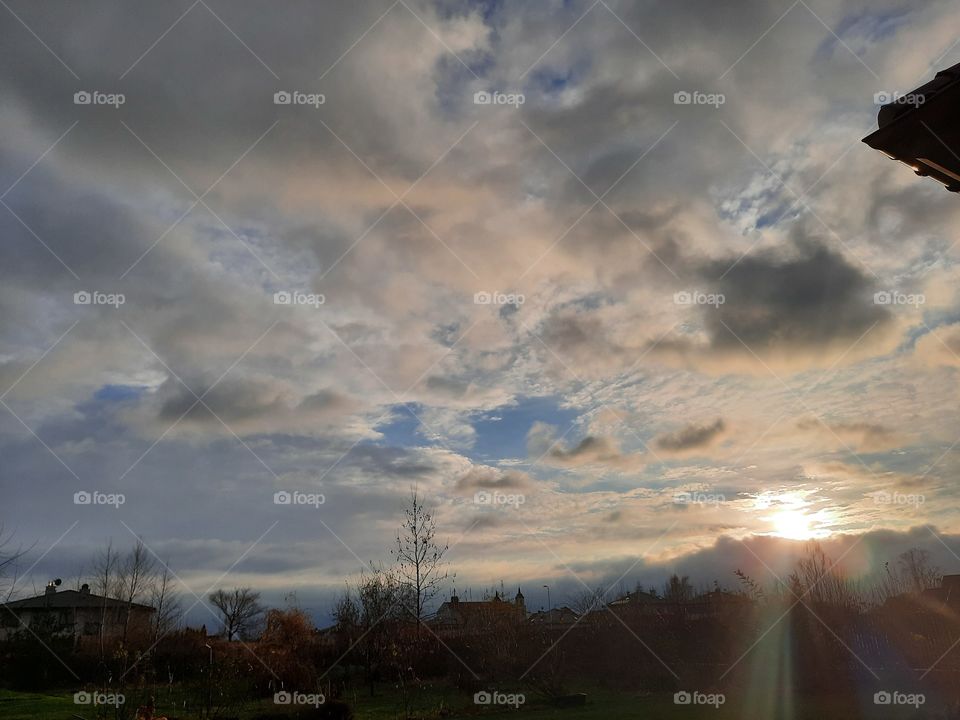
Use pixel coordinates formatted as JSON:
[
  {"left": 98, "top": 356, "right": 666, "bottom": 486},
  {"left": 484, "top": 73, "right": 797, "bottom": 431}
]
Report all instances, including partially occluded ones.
[
  {"left": 80, "top": 583, "right": 90, "bottom": 595},
  {"left": 45, "top": 578, "right": 61, "bottom": 595}
]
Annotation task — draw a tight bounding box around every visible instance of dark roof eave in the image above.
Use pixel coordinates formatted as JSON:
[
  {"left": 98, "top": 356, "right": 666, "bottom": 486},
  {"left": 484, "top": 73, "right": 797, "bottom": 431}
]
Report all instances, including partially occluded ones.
[{"left": 2, "top": 592, "right": 155, "bottom": 611}]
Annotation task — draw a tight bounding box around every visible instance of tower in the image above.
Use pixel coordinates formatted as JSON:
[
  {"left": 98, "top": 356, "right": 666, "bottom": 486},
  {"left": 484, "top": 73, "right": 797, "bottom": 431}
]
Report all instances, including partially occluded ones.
[{"left": 515, "top": 587, "right": 526, "bottom": 616}]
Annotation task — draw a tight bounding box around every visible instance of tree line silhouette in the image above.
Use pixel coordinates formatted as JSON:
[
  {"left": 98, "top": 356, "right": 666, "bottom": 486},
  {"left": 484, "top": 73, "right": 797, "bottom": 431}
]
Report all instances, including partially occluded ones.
[{"left": 1, "top": 501, "right": 958, "bottom": 718}]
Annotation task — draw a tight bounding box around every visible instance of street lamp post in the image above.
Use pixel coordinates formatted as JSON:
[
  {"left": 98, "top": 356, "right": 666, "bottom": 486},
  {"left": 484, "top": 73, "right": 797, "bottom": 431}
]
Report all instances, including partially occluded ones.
[
  {"left": 204, "top": 643, "right": 213, "bottom": 716},
  {"left": 543, "top": 584, "right": 551, "bottom": 612}
]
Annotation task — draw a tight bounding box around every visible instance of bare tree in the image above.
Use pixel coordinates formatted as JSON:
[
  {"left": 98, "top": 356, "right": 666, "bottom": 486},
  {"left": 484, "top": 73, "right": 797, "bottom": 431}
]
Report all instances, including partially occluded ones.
[
  {"left": 69, "top": 564, "right": 86, "bottom": 592},
  {"left": 898, "top": 548, "right": 941, "bottom": 594},
  {"left": 0, "top": 524, "right": 26, "bottom": 601},
  {"left": 662, "top": 574, "right": 694, "bottom": 602},
  {"left": 150, "top": 561, "right": 182, "bottom": 641},
  {"left": 391, "top": 488, "right": 449, "bottom": 634},
  {"left": 118, "top": 539, "right": 156, "bottom": 641},
  {"left": 735, "top": 569, "right": 766, "bottom": 602},
  {"left": 788, "top": 543, "right": 857, "bottom": 608},
  {"left": 91, "top": 540, "right": 120, "bottom": 657},
  {"left": 208, "top": 587, "right": 264, "bottom": 641},
  {"left": 343, "top": 566, "right": 413, "bottom": 695},
  {"left": 569, "top": 585, "right": 607, "bottom": 616},
  {"left": 333, "top": 586, "right": 360, "bottom": 633}
]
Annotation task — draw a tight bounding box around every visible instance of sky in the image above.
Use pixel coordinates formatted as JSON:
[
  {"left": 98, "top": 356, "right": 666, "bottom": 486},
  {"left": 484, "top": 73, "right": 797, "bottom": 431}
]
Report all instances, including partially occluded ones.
[{"left": 2, "top": 0, "right": 960, "bottom": 624}]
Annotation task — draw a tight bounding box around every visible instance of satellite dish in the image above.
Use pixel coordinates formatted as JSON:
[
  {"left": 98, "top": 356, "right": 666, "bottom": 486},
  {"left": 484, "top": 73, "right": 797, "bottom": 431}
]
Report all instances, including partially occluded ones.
[{"left": 54, "top": 578, "right": 62, "bottom": 586}]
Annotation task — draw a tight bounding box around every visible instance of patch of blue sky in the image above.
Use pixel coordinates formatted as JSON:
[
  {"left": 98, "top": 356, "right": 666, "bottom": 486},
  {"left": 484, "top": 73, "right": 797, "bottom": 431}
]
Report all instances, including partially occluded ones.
[
  {"left": 471, "top": 395, "right": 581, "bottom": 463},
  {"left": 901, "top": 309, "right": 960, "bottom": 353},
  {"left": 374, "top": 395, "right": 584, "bottom": 469},
  {"left": 755, "top": 199, "right": 798, "bottom": 229},
  {"left": 93, "top": 383, "right": 148, "bottom": 403},
  {"left": 812, "top": 7, "right": 911, "bottom": 66},
  {"left": 833, "top": 7, "right": 913, "bottom": 44},
  {"left": 375, "top": 402, "right": 439, "bottom": 448}
]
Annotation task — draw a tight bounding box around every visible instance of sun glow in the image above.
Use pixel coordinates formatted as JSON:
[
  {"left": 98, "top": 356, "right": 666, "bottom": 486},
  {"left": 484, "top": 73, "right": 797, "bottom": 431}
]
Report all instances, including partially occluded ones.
[
  {"left": 771, "top": 509, "right": 817, "bottom": 540},
  {"left": 756, "top": 491, "right": 835, "bottom": 540}
]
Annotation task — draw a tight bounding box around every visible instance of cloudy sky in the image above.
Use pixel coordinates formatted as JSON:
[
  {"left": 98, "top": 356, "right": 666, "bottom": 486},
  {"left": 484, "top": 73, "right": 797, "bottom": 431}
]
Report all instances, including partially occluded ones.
[{"left": 2, "top": 0, "right": 960, "bottom": 621}]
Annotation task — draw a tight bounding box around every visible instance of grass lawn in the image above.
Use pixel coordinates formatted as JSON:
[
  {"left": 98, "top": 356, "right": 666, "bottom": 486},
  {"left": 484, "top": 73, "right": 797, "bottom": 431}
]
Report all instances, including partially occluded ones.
[
  {"left": 0, "top": 689, "right": 77, "bottom": 720},
  {"left": 0, "top": 686, "right": 927, "bottom": 719}
]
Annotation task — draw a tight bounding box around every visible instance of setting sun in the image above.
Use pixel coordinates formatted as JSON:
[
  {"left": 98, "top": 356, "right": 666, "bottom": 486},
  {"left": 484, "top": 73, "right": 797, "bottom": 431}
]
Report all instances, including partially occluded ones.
[
  {"left": 771, "top": 509, "right": 816, "bottom": 540},
  {"left": 769, "top": 509, "right": 834, "bottom": 541}
]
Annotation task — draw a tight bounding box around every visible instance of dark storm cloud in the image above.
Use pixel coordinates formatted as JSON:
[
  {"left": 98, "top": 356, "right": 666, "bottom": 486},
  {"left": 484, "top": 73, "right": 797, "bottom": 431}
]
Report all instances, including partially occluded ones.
[
  {"left": 532, "top": 223, "right": 898, "bottom": 378},
  {"left": 155, "top": 376, "right": 353, "bottom": 430},
  {"left": 702, "top": 236, "right": 890, "bottom": 352},
  {"left": 527, "top": 422, "right": 645, "bottom": 472},
  {"left": 655, "top": 418, "right": 726, "bottom": 454},
  {"left": 0, "top": 1, "right": 445, "bottom": 186},
  {"left": 455, "top": 466, "right": 531, "bottom": 490},
  {"left": 795, "top": 417, "right": 902, "bottom": 453},
  {"left": 338, "top": 444, "right": 438, "bottom": 479},
  {"left": 550, "top": 436, "right": 618, "bottom": 463},
  {"left": 557, "top": 526, "right": 960, "bottom": 597},
  {"left": 158, "top": 376, "right": 285, "bottom": 424},
  {"left": 425, "top": 375, "right": 471, "bottom": 399},
  {"left": 536, "top": 311, "right": 640, "bottom": 375}
]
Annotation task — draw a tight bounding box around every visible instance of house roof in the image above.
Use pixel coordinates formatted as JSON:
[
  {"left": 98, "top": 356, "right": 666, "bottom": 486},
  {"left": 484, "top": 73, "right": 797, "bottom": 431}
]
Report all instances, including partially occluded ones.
[
  {"left": 862, "top": 62, "right": 960, "bottom": 192},
  {"left": 435, "top": 596, "right": 523, "bottom": 623},
  {"left": 608, "top": 590, "right": 658, "bottom": 606},
  {"left": 876, "top": 62, "right": 960, "bottom": 129},
  {"left": 2, "top": 589, "right": 155, "bottom": 612},
  {"left": 529, "top": 607, "right": 578, "bottom": 622}
]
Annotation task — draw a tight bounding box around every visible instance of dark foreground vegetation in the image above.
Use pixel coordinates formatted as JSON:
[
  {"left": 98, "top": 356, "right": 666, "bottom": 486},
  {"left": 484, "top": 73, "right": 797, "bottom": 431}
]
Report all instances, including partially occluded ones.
[{"left": 4, "top": 500, "right": 960, "bottom": 718}]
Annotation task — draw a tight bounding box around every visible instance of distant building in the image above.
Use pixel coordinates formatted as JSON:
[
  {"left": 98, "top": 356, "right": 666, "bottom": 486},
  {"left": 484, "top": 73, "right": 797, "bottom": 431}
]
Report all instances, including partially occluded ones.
[
  {"left": 0, "top": 581, "right": 155, "bottom": 642},
  {"left": 598, "top": 589, "right": 662, "bottom": 619},
  {"left": 688, "top": 588, "right": 752, "bottom": 618},
  {"left": 528, "top": 606, "right": 579, "bottom": 628},
  {"left": 433, "top": 589, "right": 526, "bottom": 635},
  {"left": 607, "top": 589, "right": 660, "bottom": 608},
  {"left": 863, "top": 62, "right": 960, "bottom": 192},
  {"left": 917, "top": 573, "right": 960, "bottom": 606},
  {"left": 590, "top": 588, "right": 750, "bottom": 624}
]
